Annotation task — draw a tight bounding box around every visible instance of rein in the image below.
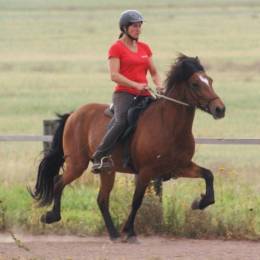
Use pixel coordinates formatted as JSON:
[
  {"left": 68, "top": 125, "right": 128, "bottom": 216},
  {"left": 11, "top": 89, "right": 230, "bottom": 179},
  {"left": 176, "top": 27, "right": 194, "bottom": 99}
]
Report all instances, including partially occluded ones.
[
  {"left": 148, "top": 88, "right": 190, "bottom": 107},
  {"left": 148, "top": 88, "right": 220, "bottom": 110}
]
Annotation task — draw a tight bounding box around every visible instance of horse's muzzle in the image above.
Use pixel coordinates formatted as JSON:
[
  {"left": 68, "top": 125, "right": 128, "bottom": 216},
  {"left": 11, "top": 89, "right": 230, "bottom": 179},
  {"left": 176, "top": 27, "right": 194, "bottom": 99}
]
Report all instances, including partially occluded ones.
[
  {"left": 213, "top": 106, "right": 225, "bottom": 119},
  {"left": 209, "top": 98, "right": 225, "bottom": 119}
]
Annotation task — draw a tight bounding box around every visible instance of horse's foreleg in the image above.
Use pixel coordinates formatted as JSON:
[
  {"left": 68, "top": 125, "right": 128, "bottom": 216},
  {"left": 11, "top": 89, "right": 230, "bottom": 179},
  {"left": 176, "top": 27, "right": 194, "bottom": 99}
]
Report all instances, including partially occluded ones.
[
  {"left": 97, "top": 171, "right": 119, "bottom": 241},
  {"left": 179, "top": 162, "right": 215, "bottom": 210},
  {"left": 121, "top": 173, "right": 150, "bottom": 242}
]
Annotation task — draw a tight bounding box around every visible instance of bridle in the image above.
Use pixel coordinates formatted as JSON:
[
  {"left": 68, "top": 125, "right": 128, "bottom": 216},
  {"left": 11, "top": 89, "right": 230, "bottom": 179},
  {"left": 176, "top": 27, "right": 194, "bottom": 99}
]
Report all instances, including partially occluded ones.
[
  {"left": 148, "top": 86, "right": 220, "bottom": 112},
  {"left": 188, "top": 81, "right": 220, "bottom": 112},
  {"left": 196, "top": 96, "right": 219, "bottom": 113}
]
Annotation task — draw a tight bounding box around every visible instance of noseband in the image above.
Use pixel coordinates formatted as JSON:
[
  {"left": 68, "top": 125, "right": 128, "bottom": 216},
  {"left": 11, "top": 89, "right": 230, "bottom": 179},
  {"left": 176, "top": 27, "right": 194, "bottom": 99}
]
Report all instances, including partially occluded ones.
[{"left": 196, "top": 96, "right": 219, "bottom": 113}]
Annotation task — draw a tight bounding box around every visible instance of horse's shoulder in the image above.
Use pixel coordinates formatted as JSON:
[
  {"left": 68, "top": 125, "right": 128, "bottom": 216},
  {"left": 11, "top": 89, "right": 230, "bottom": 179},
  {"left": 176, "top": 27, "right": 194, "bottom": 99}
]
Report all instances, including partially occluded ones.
[{"left": 137, "top": 99, "right": 161, "bottom": 120}]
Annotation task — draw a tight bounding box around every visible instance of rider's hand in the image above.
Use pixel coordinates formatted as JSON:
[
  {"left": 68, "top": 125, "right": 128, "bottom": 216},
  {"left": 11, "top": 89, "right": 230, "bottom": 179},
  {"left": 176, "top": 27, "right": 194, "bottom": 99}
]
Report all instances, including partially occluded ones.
[
  {"left": 134, "top": 83, "right": 148, "bottom": 92},
  {"left": 156, "top": 87, "right": 165, "bottom": 95}
]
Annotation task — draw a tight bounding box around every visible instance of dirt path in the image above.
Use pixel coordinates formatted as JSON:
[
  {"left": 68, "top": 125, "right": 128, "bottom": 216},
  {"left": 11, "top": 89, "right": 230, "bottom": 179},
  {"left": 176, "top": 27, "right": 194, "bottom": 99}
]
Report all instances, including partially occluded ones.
[{"left": 0, "top": 234, "right": 260, "bottom": 260}]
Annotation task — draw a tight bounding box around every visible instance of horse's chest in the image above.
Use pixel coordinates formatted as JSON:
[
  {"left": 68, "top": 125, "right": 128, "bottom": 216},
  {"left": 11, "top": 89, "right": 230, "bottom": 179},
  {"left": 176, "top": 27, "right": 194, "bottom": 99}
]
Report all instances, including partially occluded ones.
[
  {"left": 132, "top": 126, "right": 195, "bottom": 171},
  {"left": 146, "top": 137, "right": 194, "bottom": 161}
]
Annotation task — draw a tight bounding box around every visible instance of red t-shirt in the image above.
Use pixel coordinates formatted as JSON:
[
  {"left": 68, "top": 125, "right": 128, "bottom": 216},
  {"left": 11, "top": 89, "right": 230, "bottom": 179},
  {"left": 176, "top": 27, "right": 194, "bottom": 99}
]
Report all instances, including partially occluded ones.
[{"left": 108, "top": 40, "right": 152, "bottom": 96}]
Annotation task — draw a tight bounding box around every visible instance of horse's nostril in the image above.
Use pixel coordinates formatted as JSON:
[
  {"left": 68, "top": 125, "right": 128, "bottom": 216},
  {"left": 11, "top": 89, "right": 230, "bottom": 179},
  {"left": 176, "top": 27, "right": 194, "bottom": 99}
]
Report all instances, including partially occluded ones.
[
  {"left": 216, "top": 107, "right": 221, "bottom": 114},
  {"left": 215, "top": 107, "right": 225, "bottom": 117}
]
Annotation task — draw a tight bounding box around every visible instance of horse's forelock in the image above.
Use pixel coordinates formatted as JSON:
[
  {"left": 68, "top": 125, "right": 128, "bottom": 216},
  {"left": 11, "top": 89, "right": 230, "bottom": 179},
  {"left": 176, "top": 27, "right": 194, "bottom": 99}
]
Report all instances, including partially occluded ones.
[{"left": 165, "top": 55, "right": 204, "bottom": 92}]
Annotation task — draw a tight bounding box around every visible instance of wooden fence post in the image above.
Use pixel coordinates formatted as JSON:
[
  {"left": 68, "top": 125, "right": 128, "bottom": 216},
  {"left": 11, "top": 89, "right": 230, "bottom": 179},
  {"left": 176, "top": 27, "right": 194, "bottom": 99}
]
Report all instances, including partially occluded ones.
[{"left": 43, "top": 119, "right": 59, "bottom": 154}]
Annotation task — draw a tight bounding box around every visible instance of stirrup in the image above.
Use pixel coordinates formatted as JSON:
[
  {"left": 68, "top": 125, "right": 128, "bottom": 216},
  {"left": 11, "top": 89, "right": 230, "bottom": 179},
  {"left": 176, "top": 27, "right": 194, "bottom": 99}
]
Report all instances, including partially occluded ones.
[{"left": 91, "top": 156, "right": 114, "bottom": 174}]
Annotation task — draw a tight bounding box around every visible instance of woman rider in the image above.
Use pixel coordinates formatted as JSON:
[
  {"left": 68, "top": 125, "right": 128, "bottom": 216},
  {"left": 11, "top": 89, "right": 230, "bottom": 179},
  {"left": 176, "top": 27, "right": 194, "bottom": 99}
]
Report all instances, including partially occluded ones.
[{"left": 92, "top": 10, "right": 163, "bottom": 173}]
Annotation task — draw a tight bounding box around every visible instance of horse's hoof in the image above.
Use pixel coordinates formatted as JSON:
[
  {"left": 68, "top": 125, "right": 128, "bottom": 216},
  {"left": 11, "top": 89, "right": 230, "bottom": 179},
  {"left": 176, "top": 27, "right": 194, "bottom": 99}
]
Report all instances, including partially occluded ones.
[
  {"left": 191, "top": 198, "right": 200, "bottom": 210},
  {"left": 127, "top": 236, "right": 139, "bottom": 244},
  {"left": 199, "top": 199, "right": 215, "bottom": 209},
  {"left": 121, "top": 233, "right": 128, "bottom": 243},
  {"left": 191, "top": 194, "right": 215, "bottom": 210},
  {"left": 110, "top": 237, "right": 121, "bottom": 243},
  {"left": 41, "top": 212, "right": 61, "bottom": 224},
  {"left": 109, "top": 233, "right": 121, "bottom": 243},
  {"left": 121, "top": 233, "right": 139, "bottom": 244}
]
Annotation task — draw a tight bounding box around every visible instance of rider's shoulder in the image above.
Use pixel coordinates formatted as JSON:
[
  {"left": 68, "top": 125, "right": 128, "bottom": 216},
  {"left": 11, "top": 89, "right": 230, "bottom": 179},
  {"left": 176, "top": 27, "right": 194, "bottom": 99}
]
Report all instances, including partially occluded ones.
[
  {"left": 110, "top": 40, "right": 123, "bottom": 49},
  {"left": 137, "top": 41, "right": 151, "bottom": 48}
]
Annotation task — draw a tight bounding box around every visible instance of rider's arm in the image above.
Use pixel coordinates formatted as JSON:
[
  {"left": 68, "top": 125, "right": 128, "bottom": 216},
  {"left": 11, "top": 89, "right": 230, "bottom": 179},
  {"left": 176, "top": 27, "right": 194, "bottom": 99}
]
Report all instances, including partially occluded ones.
[
  {"left": 109, "top": 57, "right": 147, "bottom": 91},
  {"left": 148, "top": 57, "right": 164, "bottom": 93}
]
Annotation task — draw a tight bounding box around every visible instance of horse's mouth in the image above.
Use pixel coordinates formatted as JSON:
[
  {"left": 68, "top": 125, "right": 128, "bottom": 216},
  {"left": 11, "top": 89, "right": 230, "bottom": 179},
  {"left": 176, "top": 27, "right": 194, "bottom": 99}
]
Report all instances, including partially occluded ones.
[
  {"left": 198, "top": 104, "right": 225, "bottom": 119},
  {"left": 211, "top": 106, "right": 225, "bottom": 119}
]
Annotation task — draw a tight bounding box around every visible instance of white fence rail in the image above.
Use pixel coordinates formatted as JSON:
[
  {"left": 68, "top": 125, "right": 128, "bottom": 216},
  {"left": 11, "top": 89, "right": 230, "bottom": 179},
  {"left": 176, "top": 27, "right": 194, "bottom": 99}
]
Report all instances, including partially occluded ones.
[
  {"left": 0, "top": 135, "right": 52, "bottom": 142},
  {"left": 0, "top": 135, "right": 260, "bottom": 145}
]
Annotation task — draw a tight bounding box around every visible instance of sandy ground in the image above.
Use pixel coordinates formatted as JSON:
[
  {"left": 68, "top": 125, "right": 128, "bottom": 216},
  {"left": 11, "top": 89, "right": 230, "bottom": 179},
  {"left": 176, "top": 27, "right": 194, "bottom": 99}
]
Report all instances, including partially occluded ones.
[{"left": 0, "top": 234, "right": 260, "bottom": 260}]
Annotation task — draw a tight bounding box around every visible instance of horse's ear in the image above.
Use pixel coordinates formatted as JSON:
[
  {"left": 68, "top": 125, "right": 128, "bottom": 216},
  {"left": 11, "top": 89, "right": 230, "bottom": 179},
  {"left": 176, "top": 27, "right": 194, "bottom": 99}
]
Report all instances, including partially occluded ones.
[{"left": 195, "top": 56, "right": 201, "bottom": 64}]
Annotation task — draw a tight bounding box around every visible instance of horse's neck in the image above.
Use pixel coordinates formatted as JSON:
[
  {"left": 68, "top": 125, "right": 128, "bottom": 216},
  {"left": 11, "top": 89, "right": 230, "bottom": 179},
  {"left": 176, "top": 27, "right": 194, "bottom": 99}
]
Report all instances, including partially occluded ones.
[{"left": 161, "top": 84, "right": 195, "bottom": 135}]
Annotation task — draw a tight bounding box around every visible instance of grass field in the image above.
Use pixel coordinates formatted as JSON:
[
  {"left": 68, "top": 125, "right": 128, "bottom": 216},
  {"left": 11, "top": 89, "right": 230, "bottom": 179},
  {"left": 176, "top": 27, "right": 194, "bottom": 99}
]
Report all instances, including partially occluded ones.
[{"left": 1, "top": 0, "right": 260, "bottom": 238}]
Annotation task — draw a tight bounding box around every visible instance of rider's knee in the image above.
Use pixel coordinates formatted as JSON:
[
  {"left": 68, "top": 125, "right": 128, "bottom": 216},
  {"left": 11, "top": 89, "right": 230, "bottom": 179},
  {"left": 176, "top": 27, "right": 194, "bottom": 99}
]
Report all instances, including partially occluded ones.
[{"left": 114, "top": 119, "right": 128, "bottom": 129}]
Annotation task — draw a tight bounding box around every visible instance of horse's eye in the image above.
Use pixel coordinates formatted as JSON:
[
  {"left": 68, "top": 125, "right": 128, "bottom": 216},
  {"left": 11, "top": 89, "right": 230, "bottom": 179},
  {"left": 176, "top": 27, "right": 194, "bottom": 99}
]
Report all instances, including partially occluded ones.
[{"left": 191, "top": 83, "right": 199, "bottom": 89}]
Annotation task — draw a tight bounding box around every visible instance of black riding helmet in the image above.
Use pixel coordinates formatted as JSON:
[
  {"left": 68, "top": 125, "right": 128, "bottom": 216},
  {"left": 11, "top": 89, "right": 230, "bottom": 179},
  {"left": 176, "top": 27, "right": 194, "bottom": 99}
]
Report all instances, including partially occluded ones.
[{"left": 119, "top": 10, "right": 144, "bottom": 40}]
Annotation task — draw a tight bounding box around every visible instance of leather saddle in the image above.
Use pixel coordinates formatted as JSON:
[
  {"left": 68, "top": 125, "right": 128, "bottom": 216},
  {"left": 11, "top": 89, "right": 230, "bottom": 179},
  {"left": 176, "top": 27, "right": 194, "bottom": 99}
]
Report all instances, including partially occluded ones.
[{"left": 103, "top": 96, "right": 155, "bottom": 171}]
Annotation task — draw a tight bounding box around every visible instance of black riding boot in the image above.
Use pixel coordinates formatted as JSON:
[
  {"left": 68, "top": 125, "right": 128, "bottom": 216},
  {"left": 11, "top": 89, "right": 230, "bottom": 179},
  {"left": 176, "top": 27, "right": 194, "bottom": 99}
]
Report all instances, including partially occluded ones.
[
  {"left": 92, "top": 92, "right": 135, "bottom": 174},
  {"left": 92, "top": 121, "right": 126, "bottom": 173}
]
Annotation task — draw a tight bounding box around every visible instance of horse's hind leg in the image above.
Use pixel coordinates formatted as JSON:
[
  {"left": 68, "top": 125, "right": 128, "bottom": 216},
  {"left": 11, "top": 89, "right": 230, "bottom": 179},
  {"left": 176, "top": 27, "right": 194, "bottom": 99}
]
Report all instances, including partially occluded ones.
[
  {"left": 97, "top": 171, "right": 119, "bottom": 241},
  {"left": 179, "top": 162, "right": 215, "bottom": 210},
  {"left": 41, "top": 174, "right": 64, "bottom": 223},
  {"left": 41, "top": 157, "right": 89, "bottom": 224}
]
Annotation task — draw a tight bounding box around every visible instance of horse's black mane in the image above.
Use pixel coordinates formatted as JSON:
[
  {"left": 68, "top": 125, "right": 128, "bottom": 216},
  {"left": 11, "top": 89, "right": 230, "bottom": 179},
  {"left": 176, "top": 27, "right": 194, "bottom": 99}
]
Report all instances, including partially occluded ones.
[{"left": 165, "top": 54, "right": 204, "bottom": 92}]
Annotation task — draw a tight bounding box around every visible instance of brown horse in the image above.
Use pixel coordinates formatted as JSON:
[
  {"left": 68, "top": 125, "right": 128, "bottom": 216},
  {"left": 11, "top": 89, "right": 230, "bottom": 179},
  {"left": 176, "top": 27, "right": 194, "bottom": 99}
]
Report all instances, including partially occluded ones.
[{"left": 30, "top": 54, "right": 225, "bottom": 241}]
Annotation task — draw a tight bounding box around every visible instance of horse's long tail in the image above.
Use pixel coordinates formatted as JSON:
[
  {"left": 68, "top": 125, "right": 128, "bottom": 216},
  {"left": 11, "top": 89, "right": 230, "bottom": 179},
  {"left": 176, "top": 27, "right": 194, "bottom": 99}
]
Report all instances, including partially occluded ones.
[{"left": 29, "top": 113, "right": 71, "bottom": 206}]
